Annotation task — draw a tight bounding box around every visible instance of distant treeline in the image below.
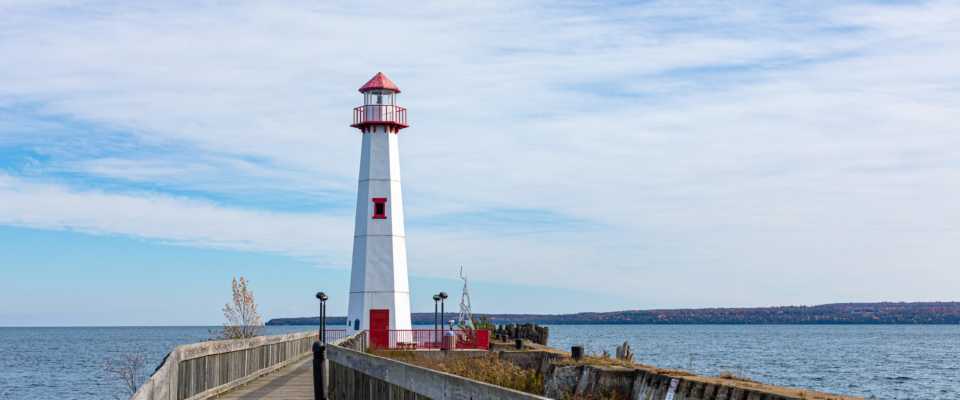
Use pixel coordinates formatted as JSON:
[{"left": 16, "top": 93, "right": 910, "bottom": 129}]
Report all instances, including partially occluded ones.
[{"left": 265, "top": 302, "right": 960, "bottom": 326}]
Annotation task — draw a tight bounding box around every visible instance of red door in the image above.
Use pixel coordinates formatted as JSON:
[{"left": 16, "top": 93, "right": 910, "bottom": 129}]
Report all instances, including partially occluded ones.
[{"left": 370, "top": 309, "right": 390, "bottom": 349}]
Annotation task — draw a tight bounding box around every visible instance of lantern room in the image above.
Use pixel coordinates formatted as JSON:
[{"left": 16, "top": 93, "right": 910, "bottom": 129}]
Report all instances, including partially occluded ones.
[
  {"left": 352, "top": 72, "right": 408, "bottom": 131},
  {"left": 364, "top": 89, "right": 395, "bottom": 106}
]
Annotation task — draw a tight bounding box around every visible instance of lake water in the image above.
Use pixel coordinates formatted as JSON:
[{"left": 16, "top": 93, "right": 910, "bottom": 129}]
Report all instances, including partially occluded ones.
[
  {"left": 545, "top": 325, "right": 960, "bottom": 400},
  {"left": 1, "top": 325, "right": 957, "bottom": 399}
]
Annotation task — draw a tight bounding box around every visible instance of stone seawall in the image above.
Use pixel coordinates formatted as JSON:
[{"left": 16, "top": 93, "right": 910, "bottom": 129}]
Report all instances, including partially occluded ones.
[{"left": 500, "top": 348, "right": 860, "bottom": 400}]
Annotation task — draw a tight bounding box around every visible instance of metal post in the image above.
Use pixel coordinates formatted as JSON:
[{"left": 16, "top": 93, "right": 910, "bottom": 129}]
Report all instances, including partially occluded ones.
[
  {"left": 316, "top": 292, "right": 328, "bottom": 343},
  {"left": 433, "top": 294, "right": 441, "bottom": 345},
  {"left": 438, "top": 292, "right": 448, "bottom": 344},
  {"left": 312, "top": 341, "right": 326, "bottom": 400},
  {"left": 571, "top": 345, "right": 584, "bottom": 362},
  {"left": 313, "top": 292, "right": 329, "bottom": 400}
]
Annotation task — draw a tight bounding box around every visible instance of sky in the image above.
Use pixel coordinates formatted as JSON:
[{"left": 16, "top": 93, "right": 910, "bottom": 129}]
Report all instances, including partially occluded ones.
[{"left": 1, "top": 0, "right": 959, "bottom": 326}]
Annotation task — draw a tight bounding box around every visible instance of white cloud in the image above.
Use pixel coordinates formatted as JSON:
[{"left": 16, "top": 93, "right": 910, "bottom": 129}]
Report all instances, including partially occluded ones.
[
  {"left": 0, "top": 0, "right": 959, "bottom": 308},
  {"left": 0, "top": 173, "right": 352, "bottom": 262}
]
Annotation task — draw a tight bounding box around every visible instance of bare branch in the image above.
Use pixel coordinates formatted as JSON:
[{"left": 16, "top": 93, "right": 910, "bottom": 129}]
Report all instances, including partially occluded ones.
[{"left": 101, "top": 347, "right": 150, "bottom": 399}]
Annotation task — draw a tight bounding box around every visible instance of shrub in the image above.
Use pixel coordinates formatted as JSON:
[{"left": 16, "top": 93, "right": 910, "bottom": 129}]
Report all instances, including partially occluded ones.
[
  {"left": 101, "top": 347, "right": 149, "bottom": 399},
  {"left": 210, "top": 277, "right": 266, "bottom": 340}
]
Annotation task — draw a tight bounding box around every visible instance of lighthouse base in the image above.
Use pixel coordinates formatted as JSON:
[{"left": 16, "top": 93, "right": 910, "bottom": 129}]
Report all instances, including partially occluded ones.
[{"left": 346, "top": 291, "right": 412, "bottom": 333}]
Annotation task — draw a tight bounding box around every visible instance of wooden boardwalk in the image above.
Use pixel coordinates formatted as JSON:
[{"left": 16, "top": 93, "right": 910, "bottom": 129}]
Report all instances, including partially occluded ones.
[{"left": 216, "top": 357, "right": 314, "bottom": 400}]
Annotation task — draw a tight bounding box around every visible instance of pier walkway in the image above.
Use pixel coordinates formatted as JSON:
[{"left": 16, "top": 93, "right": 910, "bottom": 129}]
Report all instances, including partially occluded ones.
[
  {"left": 216, "top": 358, "right": 314, "bottom": 400},
  {"left": 128, "top": 331, "right": 321, "bottom": 400}
]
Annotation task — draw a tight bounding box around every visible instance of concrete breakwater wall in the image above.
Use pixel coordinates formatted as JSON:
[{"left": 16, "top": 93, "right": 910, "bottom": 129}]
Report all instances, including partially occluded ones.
[
  {"left": 341, "top": 345, "right": 858, "bottom": 400},
  {"left": 544, "top": 361, "right": 798, "bottom": 400},
  {"left": 500, "top": 350, "right": 857, "bottom": 400},
  {"left": 328, "top": 344, "right": 848, "bottom": 400}
]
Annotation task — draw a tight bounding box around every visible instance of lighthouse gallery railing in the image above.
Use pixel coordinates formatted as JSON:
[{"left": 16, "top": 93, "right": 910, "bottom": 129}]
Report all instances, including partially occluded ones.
[{"left": 353, "top": 105, "right": 407, "bottom": 126}]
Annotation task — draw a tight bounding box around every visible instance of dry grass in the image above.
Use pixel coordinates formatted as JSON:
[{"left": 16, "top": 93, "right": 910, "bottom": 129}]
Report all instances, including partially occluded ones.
[
  {"left": 655, "top": 369, "right": 696, "bottom": 376},
  {"left": 371, "top": 351, "right": 543, "bottom": 395},
  {"left": 371, "top": 351, "right": 630, "bottom": 399},
  {"left": 718, "top": 367, "right": 752, "bottom": 382},
  {"left": 551, "top": 354, "right": 652, "bottom": 369}
]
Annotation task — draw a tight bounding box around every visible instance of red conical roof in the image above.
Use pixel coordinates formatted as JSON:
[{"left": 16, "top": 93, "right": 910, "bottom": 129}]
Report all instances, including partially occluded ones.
[{"left": 358, "top": 72, "right": 401, "bottom": 93}]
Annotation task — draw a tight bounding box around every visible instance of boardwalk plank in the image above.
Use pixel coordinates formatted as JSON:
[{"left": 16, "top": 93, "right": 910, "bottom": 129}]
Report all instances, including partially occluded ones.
[{"left": 216, "top": 358, "right": 314, "bottom": 400}]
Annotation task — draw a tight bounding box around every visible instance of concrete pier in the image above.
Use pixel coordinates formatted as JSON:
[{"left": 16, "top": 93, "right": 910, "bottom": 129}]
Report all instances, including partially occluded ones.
[{"left": 130, "top": 331, "right": 860, "bottom": 400}]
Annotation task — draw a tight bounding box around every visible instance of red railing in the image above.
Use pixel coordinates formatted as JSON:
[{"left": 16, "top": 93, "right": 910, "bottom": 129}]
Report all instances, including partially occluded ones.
[
  {"left": 365, "top": 329, "right": 489, "bottom": 350},
  {"left": 319, "top": 329, "right": 348, "bottom": 343},
  {"left": 353, "top": 105, "right": 407, "bottom": 126}
]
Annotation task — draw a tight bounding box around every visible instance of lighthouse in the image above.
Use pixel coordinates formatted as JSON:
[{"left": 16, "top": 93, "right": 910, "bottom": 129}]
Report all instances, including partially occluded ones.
[{"left": 345, "top": 73, "right": 412, "bottom": 334}]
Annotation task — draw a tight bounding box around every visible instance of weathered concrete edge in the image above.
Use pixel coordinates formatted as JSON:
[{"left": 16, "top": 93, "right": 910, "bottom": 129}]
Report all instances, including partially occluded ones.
[
  {"left": 129, "top": 330, "right": 321, "bottom": 400},
  {"left": 328, "top": 345, "right": 551, "bottom": 400},
  {"left": 505, "top": 349, "right": 851, "bottom": 400}
]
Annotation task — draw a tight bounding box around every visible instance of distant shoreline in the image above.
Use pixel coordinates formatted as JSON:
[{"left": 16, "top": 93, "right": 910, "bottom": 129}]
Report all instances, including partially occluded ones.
[{"left": 267, "top": 301, "right": 960, "bottom": 325}]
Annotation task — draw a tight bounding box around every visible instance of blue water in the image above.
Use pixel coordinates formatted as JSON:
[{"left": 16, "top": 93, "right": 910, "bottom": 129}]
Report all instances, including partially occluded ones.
[
  {"left": 0, "top": 326, "right": 323, "bottom": 400},
  {"left": 546, "top": 325, "right": 960, "bottom": 400},
  {"left": 1, "top": 325, "right": 957, "bottom": 399}
]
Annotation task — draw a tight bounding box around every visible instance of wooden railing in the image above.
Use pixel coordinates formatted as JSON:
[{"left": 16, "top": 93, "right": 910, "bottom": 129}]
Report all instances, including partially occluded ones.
[{"left": 129, "top": 330, "right": 349, "bottom": 400}]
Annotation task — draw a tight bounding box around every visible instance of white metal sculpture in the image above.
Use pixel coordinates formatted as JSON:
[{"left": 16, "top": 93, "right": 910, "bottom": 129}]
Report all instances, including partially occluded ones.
[{"left": 457, "top": 267, "right": 474, "bottom": 329}]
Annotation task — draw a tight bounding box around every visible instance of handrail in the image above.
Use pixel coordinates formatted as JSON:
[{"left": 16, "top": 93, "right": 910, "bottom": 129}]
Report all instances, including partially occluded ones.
[
  {"left": 319, "top": 329, "right": 347, "bottom": 343},
  {"left": 365, "top": 329, "right": 489, "bottom": 350},
  {"left": 353, "top": 105, "right": 407, "bottom": 126},
  {"left": 128, "top": 330, "right": 348, "bottom": 400}
]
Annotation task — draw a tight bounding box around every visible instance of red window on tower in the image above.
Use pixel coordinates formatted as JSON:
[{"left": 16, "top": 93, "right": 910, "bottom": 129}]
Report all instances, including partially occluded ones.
[{"left": 372, "top": 198, "right": 387, "bottom": 219}]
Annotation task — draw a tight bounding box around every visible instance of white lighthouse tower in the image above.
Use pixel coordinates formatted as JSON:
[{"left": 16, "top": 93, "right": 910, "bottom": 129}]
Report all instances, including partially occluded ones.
[{"left": 346, "top": 73, "right": 412, "bottom": 334}]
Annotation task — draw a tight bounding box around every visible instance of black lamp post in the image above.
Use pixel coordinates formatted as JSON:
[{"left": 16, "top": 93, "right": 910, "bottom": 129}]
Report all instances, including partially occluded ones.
[
  {"left": 313, "top": 292, "right": 329, "bottom": 400},
  {"left": 316, "top": 292, "right": 328, "bottom": 342},
  {"left": 439, "top": 292, "right": 448, "bottom": 331},
  {"left": 433, "top": 294, "right": 441, "bottom": 331}
]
